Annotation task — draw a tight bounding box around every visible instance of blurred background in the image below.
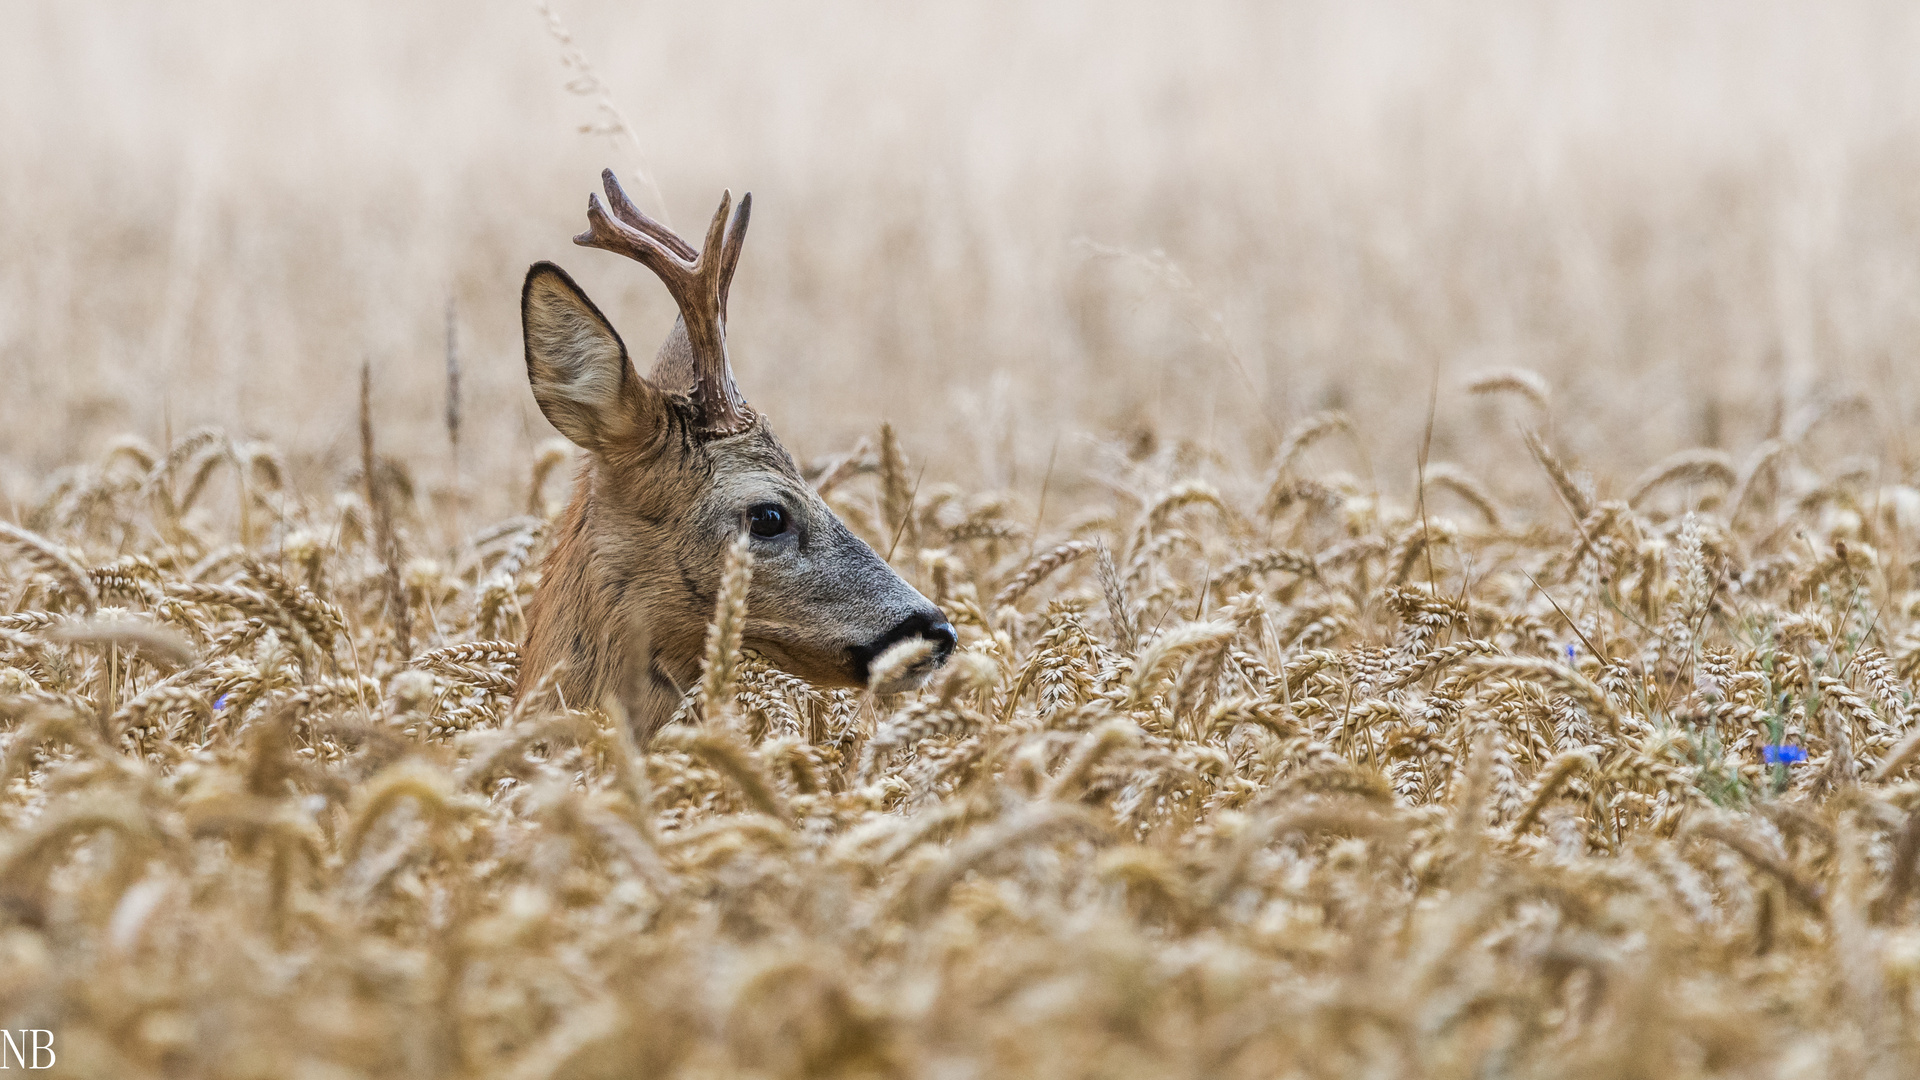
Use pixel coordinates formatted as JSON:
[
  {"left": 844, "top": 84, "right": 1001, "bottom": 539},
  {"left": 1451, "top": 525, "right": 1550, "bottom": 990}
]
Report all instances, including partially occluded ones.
[{"left": 4, "top": 0, "right": 1920, "bottom": 519}]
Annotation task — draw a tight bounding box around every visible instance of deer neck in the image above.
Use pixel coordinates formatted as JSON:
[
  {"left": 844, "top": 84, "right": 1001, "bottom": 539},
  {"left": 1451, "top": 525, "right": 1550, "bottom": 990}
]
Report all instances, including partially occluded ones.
[{"left": 519, "top": 461, "right": 698, "bottom": 741}]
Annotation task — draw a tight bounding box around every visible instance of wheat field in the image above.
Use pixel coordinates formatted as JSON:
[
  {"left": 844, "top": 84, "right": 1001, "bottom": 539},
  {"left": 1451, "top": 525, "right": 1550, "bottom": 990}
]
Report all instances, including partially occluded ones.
[{"left": 8, "top": 2, "right": 1920, "bottom": 1077}]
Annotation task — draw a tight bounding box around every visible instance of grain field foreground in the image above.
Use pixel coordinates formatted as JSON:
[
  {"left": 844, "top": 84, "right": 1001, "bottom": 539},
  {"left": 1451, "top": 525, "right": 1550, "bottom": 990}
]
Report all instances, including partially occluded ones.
[{"left": 5, "top": 407, "right": 1920, "bottom": 1078}]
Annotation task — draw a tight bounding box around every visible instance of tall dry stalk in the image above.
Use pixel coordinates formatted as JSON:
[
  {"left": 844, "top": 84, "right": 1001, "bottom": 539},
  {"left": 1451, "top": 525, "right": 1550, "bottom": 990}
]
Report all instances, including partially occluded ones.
[
  {"left": 362, "top": 361, "right": 411, "bottom": 659},
  {"left": 696, "top": 532, "right": 754, "bottom": 724}
]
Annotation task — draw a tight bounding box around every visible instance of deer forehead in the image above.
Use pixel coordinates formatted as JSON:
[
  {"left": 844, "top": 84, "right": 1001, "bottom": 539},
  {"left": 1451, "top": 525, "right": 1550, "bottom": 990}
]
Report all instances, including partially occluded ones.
[
  {"left": 697, "top": 428, "right": 806, "bottom": 492},
  {"left": 638, "top": 431, "right": 801, "bottom": 526}
]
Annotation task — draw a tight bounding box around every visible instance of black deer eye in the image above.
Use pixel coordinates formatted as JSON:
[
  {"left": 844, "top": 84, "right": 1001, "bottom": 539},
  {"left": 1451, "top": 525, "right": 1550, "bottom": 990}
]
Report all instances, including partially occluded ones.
[{"left": 746, "top": 503, "right": 790, "bottom": 538}]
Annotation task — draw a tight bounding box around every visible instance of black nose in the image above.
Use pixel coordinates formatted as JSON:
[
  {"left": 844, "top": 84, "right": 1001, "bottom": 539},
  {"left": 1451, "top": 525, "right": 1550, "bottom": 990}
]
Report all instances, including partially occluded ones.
[
  {"left": 851, "top": 610, "right": 957, "bottom": 683},
  {"left": 921, "top": 617, "right": 958, "bottom": 658}
]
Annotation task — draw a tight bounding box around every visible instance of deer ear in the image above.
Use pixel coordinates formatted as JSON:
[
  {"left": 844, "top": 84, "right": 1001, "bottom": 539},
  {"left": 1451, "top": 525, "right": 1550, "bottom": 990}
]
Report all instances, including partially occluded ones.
[{"left": 522, "top": 262, "right": 668, "bottom": 453}]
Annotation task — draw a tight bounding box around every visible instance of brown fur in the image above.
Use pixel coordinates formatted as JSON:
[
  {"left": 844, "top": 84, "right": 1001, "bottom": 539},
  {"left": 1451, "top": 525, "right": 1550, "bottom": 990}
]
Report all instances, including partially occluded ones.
[{"left": 517, "top": 250, "right": 948, "bottom": 740}]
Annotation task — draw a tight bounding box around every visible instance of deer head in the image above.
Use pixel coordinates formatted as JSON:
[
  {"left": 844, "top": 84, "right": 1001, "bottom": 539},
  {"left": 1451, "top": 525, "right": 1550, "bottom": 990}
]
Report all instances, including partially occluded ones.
[{"left": 517, "top": 171, "right": 954, "bottom": 737}]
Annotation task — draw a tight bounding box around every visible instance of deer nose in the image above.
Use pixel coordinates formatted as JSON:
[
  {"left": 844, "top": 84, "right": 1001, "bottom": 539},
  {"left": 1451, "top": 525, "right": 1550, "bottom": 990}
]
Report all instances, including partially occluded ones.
[
  {"left": 920, "top": 616, "right": 958, "bottom": 659},
  {"left": 855, "top": 610, "right": 957, "bottom": 682}
]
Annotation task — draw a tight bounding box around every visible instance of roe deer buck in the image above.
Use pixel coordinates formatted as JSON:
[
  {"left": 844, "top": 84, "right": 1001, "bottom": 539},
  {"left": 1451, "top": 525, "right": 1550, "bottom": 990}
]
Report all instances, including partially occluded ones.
[{"left": 517, "top": 170, "right": 955, "bottom": 737}]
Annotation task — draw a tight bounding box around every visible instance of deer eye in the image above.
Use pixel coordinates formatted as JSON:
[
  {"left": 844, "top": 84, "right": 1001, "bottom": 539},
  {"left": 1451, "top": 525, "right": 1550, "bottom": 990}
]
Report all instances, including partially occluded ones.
[{"left": 746, "top": 503, "right": 790, "bottom": 538}]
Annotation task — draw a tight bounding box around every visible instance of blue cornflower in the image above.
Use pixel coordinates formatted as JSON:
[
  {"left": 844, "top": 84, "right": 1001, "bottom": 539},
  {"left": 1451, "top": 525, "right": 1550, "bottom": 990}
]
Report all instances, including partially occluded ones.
[
  {"left": 214, "top": 693, "right": 230, "bottom": 711},
  {"left": 1763, "top": 744, "right": 1807, "bottom": 766},
  {"left": 1565, "top": 643, "right": 1577, "bottom": 664}
]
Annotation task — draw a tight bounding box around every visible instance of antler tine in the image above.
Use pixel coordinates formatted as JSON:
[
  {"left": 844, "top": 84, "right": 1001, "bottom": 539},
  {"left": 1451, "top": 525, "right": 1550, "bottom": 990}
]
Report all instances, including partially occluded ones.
[
  {"left": 574, "top": 193, "right": 689, "bottom": 279},
  {"left": 597, "top": 169, "right": 696, "bottom": 261},
  {"left": 696, "top": 191, "right": 732, "bottom": 297},
  {"left": 718, "top": 192, "right": 752, "bottom": 315}
]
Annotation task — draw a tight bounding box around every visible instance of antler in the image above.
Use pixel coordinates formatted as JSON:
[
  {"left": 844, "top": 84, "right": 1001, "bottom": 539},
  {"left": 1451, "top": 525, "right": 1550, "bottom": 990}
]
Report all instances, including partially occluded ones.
[{"left": 574, "top": 169, "right": 755, "bottom": 436}]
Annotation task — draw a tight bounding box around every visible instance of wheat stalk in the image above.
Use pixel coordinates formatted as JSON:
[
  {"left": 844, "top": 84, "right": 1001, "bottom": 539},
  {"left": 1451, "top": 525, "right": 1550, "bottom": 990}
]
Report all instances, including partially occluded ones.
[{"left": 697, "top": 533, "right": 754, "bottom": 724}]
